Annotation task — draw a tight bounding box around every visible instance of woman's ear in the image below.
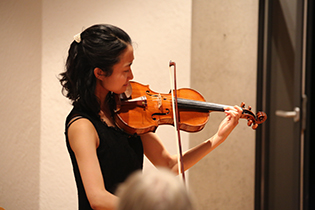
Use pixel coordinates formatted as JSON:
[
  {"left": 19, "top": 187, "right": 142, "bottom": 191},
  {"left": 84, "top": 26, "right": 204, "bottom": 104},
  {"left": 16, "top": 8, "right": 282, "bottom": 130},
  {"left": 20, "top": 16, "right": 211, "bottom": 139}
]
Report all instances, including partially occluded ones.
[{"left": 94, "top": 67, "right": 105, "bottom": 80}]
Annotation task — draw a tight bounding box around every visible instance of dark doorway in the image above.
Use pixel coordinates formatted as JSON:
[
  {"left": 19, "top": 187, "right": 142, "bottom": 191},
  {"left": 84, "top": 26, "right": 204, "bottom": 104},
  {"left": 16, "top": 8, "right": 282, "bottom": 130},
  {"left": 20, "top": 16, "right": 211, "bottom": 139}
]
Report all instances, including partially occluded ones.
[{"left": 255, "top": 0, "right": 315, "bottom": 209}]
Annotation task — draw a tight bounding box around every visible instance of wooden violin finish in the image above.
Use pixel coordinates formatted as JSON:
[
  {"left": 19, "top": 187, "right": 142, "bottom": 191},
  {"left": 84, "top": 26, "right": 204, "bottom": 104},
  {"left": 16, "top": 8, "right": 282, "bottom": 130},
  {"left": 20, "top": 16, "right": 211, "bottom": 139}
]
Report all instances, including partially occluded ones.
[{"left": 114, "top": 81, "right": 267, "bottom": 135}]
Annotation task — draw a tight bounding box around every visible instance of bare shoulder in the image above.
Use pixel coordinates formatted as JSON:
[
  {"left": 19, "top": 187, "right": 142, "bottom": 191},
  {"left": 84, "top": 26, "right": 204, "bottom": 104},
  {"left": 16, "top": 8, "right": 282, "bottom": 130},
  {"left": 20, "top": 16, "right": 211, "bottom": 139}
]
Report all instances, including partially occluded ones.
[{"left": 67, "top": 118, "right": 99, "bottom": 151}]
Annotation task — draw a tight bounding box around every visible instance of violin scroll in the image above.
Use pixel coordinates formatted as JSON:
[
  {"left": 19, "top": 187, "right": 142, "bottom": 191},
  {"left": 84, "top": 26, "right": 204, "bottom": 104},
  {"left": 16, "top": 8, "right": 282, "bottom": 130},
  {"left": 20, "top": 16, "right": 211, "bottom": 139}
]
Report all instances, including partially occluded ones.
[{"left": 239, "top": 102, "right": 267, "bottom": 130}]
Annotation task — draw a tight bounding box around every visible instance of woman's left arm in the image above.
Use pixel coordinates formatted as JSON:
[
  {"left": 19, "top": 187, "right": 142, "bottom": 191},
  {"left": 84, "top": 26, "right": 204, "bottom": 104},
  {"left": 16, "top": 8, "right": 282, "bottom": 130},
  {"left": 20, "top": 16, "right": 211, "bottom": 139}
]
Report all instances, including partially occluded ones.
[{"left": 141, "top": 105, "right": 242, "bottom": 174}]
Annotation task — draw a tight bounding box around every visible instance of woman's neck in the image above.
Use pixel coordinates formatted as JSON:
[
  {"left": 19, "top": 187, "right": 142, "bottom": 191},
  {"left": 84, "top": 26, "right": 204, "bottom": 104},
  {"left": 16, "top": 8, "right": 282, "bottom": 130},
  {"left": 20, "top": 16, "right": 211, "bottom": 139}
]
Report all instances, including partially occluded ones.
[
  {"left": 95, "top": 86, "right": 109, "bottom": 106},
  {"left": 99, "top": 93, "right": 116, "bottom": 127}
]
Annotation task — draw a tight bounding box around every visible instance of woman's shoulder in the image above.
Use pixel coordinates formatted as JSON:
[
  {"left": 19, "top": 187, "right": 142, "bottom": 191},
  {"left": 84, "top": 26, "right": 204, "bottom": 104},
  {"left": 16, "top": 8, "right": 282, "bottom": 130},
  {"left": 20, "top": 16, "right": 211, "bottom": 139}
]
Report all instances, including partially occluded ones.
[
  {"left": 65, "top": 106, "right": 100, "bottom": 136},
  {"left": 67, "top": 117, "right": 96, "bottom": 136},
  {"left": 67, "top": 116, "right": 100, "bottom": 150},
  {"left": 66, "top": 105, "right": 98, "bottom": 125}
]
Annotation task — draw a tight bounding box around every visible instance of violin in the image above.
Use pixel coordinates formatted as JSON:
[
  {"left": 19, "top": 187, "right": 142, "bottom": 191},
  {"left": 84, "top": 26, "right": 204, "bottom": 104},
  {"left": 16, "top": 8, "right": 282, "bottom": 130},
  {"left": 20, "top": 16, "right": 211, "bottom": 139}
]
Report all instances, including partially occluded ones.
[{"left": 114, "top": 81, "right": 267, "bottom": 135}]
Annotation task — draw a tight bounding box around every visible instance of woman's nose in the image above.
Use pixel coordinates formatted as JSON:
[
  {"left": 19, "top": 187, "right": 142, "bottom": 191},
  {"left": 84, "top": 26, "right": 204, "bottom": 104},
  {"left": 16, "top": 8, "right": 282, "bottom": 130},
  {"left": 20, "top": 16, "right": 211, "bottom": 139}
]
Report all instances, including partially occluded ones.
[{"left": 128, "top": 69, "right": 134, "bottom": 80}]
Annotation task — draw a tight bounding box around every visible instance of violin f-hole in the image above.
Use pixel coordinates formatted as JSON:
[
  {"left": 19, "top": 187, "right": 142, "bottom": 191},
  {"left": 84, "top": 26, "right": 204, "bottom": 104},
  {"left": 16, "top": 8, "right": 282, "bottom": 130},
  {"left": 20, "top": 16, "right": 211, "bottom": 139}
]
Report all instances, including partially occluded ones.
[{"left": 151, "top": 108, "right": 170, "bottom": 120}]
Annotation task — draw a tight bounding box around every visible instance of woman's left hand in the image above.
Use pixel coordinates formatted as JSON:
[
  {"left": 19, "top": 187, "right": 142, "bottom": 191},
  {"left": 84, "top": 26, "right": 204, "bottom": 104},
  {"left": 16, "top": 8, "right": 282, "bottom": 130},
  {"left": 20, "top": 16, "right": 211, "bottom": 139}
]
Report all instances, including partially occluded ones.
[{"left": 216, "top": 105, "right": 243, "bottom": 139}]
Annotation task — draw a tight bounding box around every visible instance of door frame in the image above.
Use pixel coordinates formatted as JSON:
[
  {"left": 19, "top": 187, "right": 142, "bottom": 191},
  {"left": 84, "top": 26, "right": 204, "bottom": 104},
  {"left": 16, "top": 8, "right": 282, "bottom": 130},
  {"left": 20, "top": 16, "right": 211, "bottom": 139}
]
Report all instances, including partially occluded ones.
[
  {"left": 255, "top": 0, "right": 315, "bottom": 209},
  {"left": 255, "top": 0, "right": 270, "bottom": 209}
]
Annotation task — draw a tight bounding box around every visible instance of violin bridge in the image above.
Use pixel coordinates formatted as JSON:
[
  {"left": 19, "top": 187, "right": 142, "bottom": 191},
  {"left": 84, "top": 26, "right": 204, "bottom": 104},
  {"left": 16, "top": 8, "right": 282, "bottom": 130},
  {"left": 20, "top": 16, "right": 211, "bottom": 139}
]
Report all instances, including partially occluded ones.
[
  {"left": 149, "top": 93, "right": 162, "bottom": 109},
  {"left": 157, "top": 93, "right": 162, "bottom": 109}
]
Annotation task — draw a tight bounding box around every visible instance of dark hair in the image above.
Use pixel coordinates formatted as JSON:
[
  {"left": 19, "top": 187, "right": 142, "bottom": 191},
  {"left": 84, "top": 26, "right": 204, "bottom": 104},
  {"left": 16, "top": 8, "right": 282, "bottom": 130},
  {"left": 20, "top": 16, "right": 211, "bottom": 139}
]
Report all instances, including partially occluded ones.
[{"left": 59, "top": 24, "right": 132, "bottom": 115}]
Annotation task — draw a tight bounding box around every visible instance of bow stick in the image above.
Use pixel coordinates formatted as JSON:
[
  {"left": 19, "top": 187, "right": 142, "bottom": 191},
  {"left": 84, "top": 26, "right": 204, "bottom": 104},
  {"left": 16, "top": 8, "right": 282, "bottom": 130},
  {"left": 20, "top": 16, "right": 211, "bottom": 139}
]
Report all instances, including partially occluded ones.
[{"left": 169, "top": 61, "right": 186, "bottom": 183}]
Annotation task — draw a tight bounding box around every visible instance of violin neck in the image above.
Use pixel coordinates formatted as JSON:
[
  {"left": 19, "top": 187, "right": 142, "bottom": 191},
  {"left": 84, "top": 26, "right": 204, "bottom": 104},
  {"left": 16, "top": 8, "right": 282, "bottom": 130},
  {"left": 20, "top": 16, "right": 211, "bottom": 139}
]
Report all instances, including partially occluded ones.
[{"left": 177, "top": 98, "right": 227, "bottom": 112}]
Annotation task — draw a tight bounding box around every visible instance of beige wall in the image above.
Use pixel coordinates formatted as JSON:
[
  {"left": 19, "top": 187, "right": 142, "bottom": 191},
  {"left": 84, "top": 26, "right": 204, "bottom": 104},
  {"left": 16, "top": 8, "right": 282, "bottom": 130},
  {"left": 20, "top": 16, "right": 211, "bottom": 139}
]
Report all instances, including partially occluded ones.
[
  {"left": 189, "top": 1, "right": 258, "bottom": 209},
  {"left": 0, "top": 0, "right": 41, "bottom": 209},
  {"left": 0, "top": 0, "right": 257, "bottom": 209}
]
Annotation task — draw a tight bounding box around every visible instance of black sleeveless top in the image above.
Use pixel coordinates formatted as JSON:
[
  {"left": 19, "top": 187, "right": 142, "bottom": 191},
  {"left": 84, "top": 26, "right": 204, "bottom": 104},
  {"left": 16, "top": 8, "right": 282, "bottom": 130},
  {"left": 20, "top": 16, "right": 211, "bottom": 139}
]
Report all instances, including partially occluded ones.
[{"left": 65, "top": 106, "right": 143, "bottom": 210}]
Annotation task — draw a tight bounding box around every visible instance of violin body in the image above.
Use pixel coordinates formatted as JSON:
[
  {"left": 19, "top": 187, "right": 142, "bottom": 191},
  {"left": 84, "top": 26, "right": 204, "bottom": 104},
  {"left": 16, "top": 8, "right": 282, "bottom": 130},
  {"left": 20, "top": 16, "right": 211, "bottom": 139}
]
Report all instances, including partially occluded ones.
[
  {"left": 114, "top": 81, "right": 267, "bottom": 135},
  {"left": 115, "top": 82, "right": 210, "bottom": 134}
]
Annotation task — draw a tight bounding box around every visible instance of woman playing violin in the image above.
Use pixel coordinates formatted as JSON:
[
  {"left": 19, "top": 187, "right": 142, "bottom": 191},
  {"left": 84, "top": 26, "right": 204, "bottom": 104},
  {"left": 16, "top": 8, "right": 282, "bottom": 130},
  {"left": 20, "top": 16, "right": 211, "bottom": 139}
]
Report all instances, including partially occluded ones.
[{"left": 59, "top": 24, "right": 243, "bottom": 210}]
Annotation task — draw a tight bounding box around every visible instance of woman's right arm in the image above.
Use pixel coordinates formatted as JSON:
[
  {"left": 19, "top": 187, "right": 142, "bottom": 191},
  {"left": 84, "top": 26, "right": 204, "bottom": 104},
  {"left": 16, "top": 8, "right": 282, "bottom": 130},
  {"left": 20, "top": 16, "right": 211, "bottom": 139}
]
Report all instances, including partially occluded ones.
[{"left": 68, "top": 118, "right": 118, "bottom": 210}]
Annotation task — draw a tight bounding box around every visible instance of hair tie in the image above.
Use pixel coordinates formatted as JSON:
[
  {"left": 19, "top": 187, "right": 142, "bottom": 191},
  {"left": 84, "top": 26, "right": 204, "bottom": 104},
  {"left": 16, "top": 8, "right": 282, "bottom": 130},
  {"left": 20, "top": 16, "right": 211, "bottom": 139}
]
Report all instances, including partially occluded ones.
[{"left": 74, "top": 33, "right": 81, "bottom": 43}]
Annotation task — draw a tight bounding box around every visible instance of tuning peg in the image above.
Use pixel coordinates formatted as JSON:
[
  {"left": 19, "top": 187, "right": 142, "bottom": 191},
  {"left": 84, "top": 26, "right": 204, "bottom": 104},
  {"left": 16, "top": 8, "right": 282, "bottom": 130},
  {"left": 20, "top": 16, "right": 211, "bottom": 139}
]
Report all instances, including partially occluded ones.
[
  {"left": 248, "top": 106, "right": 252, "bottom": 110},
  {"left": 247, "top": 120, "right": 253, "bottom": 126},
  {"left": 252, "top": 124, "right": 258, "bottom": 129}
]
